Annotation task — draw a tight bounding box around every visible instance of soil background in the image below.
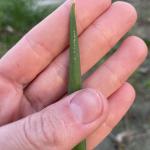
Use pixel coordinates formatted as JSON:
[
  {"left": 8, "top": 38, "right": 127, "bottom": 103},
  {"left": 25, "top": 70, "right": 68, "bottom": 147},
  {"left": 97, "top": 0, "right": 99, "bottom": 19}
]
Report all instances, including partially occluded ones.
[{"left": 96, "top": 0, "right": 150, "bottom": 149}]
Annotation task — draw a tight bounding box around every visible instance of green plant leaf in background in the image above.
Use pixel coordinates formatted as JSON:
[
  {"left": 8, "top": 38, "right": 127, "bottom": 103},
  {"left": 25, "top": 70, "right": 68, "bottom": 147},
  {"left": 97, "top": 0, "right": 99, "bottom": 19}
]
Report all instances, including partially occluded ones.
[{"left": 0, "top": 0, "right": 59, "bottom": 55}]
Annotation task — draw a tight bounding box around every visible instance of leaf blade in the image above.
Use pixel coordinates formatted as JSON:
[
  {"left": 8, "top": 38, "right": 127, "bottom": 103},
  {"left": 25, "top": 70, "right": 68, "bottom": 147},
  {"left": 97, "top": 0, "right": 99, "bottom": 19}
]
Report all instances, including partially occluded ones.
[
  {"left": 68, "top": 2, "right": 86, "bottom": 150},
  {"left": 68, "top": 2, "right": 82, "bottom": 94}
]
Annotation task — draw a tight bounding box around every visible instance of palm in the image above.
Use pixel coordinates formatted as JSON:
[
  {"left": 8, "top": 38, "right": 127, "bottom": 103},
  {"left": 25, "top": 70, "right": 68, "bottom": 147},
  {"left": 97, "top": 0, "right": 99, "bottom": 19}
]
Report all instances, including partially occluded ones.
[{"left": 0, "top": 0, "right": 147, "bottom": 149}]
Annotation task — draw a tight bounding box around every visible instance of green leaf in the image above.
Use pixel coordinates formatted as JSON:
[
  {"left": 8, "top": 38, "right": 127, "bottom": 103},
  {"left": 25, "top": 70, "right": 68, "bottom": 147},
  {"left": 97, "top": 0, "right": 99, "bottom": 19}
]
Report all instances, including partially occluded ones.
[
  {"left": 73, "top": 140, "right": 86, "bottom": 150},
  {"left": 68, "top": 2, "right": 82, "bottom": 94},
  {"left": 68, "top": 1, "right": 86, "bottom": 150}
]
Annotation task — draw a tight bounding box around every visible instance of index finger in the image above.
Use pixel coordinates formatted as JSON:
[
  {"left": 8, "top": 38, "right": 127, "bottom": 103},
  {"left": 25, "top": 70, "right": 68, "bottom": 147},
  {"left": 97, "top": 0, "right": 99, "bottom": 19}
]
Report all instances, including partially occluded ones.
[{"left": 0, "top": 0, "right": 111, "bottom": 86}]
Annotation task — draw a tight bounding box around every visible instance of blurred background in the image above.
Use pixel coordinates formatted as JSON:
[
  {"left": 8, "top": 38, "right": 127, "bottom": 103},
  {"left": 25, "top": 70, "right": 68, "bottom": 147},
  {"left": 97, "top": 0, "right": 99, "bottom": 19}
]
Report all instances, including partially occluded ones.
[{"left": 0, "top": 0, "right": 149, "bottom": 149}]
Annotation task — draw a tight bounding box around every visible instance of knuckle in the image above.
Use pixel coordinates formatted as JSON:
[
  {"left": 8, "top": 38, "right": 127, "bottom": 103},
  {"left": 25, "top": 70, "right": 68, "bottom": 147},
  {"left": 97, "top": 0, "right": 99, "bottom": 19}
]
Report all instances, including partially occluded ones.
[
  {"left": 23, "top": 35, "right": 53, "bottom": 64},
  {"left": 53, "top": 57, "right": 66, "bottom": 76},
  {"left": 25, "top": 90, "right": 45, "bottom": 112},
  {"left": 23, "top": 115, "right": 40, "bottom": 149},
  {"left": 42, "top": 109, "right": 69, "bottom": 148},
  {"left": 22, "top": 110, "right": 68, "bottom": 150},
  {"left": 101, "top": 114, "right": 117, "bottom": 132},
  {"left": 0, "top": 74, "right": 22, "bottom": 95},
  {"left": 103, "top": 64, "right": 123, "bottom": 85},
  {"left": 40, "top": 111, "right": 59, "bottom": 147},
  {"left": 23, "top": 114, "right": 59, "bottom": 150},
  {"left": 92, "top": 21, "right": 114, "bottom": 50},
  {"left": 0, "top": 75, "right": 22, "bottom": 124}
]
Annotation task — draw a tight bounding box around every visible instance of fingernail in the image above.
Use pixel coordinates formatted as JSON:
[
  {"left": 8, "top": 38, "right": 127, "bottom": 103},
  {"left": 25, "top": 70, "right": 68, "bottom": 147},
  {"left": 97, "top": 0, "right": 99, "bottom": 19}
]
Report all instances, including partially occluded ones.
[{"left": 70, "top": 89, "right": 104, "bottom": 124}]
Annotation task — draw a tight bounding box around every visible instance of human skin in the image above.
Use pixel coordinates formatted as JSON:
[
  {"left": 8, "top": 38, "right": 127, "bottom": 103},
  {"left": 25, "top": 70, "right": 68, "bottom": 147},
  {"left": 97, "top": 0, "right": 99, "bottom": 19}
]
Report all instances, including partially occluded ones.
[{"left": 0, "top": 0, "right": 148, "bottom": 150}]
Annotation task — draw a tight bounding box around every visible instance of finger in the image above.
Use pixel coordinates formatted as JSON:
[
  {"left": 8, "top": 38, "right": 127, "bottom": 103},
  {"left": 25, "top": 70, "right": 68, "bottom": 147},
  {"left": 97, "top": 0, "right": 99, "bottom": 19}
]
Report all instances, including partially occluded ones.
[
  {"left": 25, "top": 2, "right": 137, "bottom": 110},
  {"left": 0, "top": 89, "right": 108, "bottom": 150},
  {"left": 0, "top": 0, "right": 111, "bottom": 86},
  {"left": 84, "top": 36, "right": 148, "bottom": 97},
  {"left": 0, "top": 75, "right": 22, "bottom": 125},
  {"left": 87, "top": 83, "right": 135, "bottom": 149}
]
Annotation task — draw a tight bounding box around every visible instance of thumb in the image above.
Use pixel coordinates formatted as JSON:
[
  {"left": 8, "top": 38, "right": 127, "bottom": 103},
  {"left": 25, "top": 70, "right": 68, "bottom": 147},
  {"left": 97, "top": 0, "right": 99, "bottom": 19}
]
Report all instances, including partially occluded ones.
[{"left": 0, "top": 88, "right": 108, "bottom": 150}]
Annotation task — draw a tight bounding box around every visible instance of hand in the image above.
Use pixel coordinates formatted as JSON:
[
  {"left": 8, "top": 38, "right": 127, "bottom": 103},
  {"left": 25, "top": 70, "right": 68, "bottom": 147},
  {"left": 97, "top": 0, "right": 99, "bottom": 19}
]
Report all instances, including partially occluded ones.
[{"left": 0, "top": 0, "right": 147, "bottom": 150}]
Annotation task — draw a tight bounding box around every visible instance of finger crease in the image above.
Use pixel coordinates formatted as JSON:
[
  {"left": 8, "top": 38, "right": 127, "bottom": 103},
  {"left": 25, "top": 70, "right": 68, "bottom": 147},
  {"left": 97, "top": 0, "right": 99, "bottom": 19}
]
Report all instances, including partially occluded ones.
[
  {"left": 23, "top": 116, "right": 40, "bottom": 149},
  {"left": 103, "top": 63, "right": 123, "bottom": 86},
  {"left": 23, "top": 36, "right": 54, "bottom": 64},
  {"left": 92, "top": 21, "right": 115, "bottom": 50}
]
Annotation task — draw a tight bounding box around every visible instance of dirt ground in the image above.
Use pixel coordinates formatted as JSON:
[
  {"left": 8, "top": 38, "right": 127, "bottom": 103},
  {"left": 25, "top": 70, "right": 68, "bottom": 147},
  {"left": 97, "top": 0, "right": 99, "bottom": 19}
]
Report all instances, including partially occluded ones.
[{"left": 96, "top": 0, "right": 150, "bottom": 150}]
